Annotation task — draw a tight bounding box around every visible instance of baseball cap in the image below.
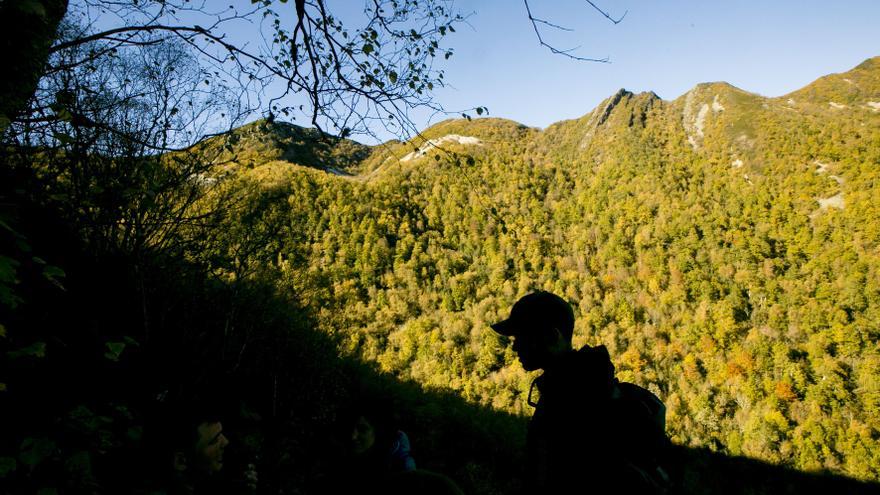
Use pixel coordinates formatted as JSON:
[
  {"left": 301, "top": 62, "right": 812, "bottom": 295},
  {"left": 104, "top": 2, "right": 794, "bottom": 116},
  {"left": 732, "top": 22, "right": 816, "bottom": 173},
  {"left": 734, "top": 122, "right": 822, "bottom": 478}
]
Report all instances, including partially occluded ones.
[{"left": 491, "top": 290, "right": 575, "bottom": 341}]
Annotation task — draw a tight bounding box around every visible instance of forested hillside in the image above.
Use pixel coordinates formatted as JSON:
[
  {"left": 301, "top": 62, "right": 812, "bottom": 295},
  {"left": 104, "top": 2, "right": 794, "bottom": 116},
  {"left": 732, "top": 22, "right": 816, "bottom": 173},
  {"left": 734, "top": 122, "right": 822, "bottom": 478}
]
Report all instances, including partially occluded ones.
[
  {"left": 200, "top": 57, "right": 880, "bottom": 480},
  {"left": 2, "top": 54, "right": 879, "bottom": 493}
]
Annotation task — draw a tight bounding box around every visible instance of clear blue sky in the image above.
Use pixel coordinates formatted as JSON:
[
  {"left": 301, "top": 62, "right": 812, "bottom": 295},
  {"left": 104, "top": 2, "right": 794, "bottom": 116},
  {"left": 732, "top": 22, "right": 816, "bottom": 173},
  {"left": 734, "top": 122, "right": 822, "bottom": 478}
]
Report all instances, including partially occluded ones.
[
  {"left": 427, "top": 0, "right": 880, "bottom": 129},
  {"left": 224, "top": 0, "right": 880, "bottom": 140}
]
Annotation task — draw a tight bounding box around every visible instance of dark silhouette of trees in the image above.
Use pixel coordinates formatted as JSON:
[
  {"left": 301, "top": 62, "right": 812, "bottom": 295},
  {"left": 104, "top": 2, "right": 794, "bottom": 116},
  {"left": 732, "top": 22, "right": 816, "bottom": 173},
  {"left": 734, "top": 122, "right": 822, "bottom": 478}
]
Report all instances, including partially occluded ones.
[
  {"left": 0, "top": 0, "right": 68, "bottom": 132},
  {"left": 2, "top": 0, "right": 623, "bottom": 140},
  {"left": 2, "top": 0, "right": 467, "bottom": 141}
]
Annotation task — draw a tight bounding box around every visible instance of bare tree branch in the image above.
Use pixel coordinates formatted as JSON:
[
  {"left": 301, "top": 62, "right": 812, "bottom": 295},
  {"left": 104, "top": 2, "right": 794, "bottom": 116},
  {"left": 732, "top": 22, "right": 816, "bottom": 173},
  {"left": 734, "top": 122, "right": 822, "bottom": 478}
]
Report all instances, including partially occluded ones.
[
  {"left": 584, "top": 0, "right": 627, "bottom": 24},
  {"left": 523, "top": 0, "right": 626, "bottom": 63},
  {"left": 50, "top": 24, "right": 205, "bottom": 53}
]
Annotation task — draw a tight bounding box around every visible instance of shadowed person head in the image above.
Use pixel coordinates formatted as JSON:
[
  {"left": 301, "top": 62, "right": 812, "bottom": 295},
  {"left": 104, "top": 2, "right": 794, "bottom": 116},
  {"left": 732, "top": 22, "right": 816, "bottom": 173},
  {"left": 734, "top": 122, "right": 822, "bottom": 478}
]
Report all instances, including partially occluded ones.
[
  {"left": 339, "top": 398, "right": 397, "bottom": 457},
  {"left": 491, "top": 290, "right": 575, "bottom": 371},
  {"left": 146, "top": 398, "right": 230, "bottom": 485}
]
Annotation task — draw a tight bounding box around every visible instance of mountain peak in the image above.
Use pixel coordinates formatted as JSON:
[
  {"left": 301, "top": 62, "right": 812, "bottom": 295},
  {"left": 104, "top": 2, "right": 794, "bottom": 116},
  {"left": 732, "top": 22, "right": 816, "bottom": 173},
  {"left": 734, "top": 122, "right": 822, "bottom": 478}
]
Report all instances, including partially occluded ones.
[
  {"left": 199, "top": 118, "right": 371, "bottom": 173},
  {"left": 588, "top": 88, "right": 660, "bottom": 128},
  {"left": 853, "top": 55, "right": 880, "bottom": 71},
  {"left": 784, "top": 56, "right": 880, "bottom": 107},
  {"left": 595, "top": 89, "right": 633, "bottom": 125}
]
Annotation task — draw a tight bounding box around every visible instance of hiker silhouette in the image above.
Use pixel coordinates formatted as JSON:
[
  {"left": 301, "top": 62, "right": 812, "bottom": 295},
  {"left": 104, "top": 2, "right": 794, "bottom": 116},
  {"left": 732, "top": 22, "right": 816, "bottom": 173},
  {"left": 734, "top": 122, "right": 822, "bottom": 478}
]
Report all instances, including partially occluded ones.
[
  {"left": 328, "top": 397, "right": 463, "bottom": 494},
  {"left": 139, "top": 397, "right": 235, "bottom": 494},
  {"left": 492, "top": 290, "right": 672, "bottom": 494},
  {"left": 341, "top": 398, "right": 417, "bottom": 478}
]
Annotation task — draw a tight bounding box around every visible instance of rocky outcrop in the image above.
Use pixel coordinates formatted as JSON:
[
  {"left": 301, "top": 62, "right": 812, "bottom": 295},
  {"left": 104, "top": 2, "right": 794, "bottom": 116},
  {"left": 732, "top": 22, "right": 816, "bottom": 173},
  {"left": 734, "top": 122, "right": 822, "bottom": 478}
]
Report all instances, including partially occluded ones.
[{"left": 400, "top": 134, "right": 483, "bottom": 162}]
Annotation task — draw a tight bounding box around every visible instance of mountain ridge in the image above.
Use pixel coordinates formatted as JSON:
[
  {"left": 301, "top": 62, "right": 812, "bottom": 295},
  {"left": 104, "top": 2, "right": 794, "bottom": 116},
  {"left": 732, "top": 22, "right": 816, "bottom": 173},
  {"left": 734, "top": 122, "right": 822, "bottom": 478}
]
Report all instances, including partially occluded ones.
[{"left": 206, "top": 55, "right": 878, "bottom": 181}]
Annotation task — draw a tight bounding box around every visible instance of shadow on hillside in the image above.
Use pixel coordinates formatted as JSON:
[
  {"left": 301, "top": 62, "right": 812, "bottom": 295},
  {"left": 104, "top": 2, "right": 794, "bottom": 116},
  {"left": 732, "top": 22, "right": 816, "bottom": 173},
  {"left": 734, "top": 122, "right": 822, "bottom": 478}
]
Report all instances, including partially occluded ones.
[
  {"left": 309, "top": 350, "right": 880, "bottom": 495},
  {"left": 11, "top": 263, "right": 877, "bottom": 494},
  {"left": 2, "top": 202, "right": 877, "bottom": 494},
  {"left": 672, "top": 445, "right": 880, "bottom": 495}
]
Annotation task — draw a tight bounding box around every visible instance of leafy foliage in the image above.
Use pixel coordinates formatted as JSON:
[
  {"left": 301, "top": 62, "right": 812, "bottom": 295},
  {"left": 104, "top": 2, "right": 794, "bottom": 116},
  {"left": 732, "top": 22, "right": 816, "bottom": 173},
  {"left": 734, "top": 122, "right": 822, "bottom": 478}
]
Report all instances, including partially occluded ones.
[{"left": 195, "top": 56, "right": 880, "bottom": 481}]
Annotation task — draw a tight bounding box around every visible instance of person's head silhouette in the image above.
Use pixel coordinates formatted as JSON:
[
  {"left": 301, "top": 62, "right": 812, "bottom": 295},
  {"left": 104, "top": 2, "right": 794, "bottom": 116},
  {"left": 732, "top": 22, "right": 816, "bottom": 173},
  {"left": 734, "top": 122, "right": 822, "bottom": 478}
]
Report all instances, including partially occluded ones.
[
  {"left": 491, "top": 290, "right": 575, "bottom": 371},
  {"left": 141, "top": 396, "right": 230, "bottom": 494},
  {"left": 340, "top": 398, "right": 397, "bottom": 458}
]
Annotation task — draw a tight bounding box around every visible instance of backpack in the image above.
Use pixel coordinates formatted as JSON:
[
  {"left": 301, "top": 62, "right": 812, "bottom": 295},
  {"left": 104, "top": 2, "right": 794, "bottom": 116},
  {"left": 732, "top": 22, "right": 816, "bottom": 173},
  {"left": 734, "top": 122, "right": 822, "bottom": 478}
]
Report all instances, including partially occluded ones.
[
  {"left": 526, "top": 347, "right": 675, "bottom": 492},
  {"left": 613, "top": 381, "right": 673, "bottom": 493}
]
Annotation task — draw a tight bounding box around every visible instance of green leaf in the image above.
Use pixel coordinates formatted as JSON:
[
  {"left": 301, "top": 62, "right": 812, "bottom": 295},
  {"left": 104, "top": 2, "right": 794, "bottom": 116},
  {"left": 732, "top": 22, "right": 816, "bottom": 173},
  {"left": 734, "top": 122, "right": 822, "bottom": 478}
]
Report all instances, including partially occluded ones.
[
  {"left": 54, "top": 108, "right": 73, "bottom": 122},
  {"left": 15, "top": 236, "right": 31, "bottom": 253},
  {"left": 476, "top": 107, "right": 484, "bottom": 116},
  {"left": 43, "top": 265, "right": 64, "bottom": 278},
  {"left": 42, "top": 265, "right": 66, "bottom": 291},
  {"left": 43, "top": 265, "right": 67, "bottom": 290},
  {"left": 0, "top": 457, "right": 16, "bottom": 477},
  {"left": 68, "top": 405, "right": 99, "bottom": 432},
  {"left": 64, "top": 451, "right": 91, "bottom": 478},
  {"left": 0, "top": 255, "right": 20, "bottom": 283},
  {"left": 362, "top": 43, "right": 374, "bottom": 56},
  {"left": 0, "top": 255, "right": 22, "bottom": 309},
  {"left": 388, "top": 71, "right": 398, "bottom": 84},
  {"left": 104, "top": 341, "right": 126, "bottom": 362},
  {"left": 19, "top": 438, "right": 56, "bottom": 469},
  {"left": 52, "top": 132, "right": 73, "bottom": 145},
  {"left": 126, "top": 426, "right": 143, "bottom": 442},
  {"left": 8, "top": 341, "right": 46, "bottom": 359},
  {"left": 17, "top": 0, "right": 47, "bottom": 17}
]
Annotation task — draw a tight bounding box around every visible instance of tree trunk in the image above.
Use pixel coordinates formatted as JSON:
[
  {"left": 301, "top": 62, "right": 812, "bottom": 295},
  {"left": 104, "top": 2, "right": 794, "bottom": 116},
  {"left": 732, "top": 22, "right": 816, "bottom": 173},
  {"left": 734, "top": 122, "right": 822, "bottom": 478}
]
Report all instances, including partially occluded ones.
[{"left": 0, "top": 0, "right": 69, "bottom": 132}]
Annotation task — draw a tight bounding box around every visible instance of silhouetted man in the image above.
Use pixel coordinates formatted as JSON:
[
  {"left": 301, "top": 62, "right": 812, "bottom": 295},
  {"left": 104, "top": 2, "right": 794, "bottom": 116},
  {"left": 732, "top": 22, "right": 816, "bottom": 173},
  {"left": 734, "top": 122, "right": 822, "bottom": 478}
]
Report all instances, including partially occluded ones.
[
  {"left": 171, "top": 417, "right": 229, "bottom": 483},
  {"left": 142, "top": 400, "right": 234, "bottom": 494},
  {"left": 492, "top": 290, "right": 669, "bottom": 494}
]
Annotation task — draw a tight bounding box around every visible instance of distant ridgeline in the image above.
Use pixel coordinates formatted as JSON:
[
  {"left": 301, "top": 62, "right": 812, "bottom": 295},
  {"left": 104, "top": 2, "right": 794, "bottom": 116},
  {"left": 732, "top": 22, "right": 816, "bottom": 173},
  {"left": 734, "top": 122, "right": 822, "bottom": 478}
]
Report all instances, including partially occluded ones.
[{"left": 199, "top": 57, "right": 880, "bottom": 480}]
